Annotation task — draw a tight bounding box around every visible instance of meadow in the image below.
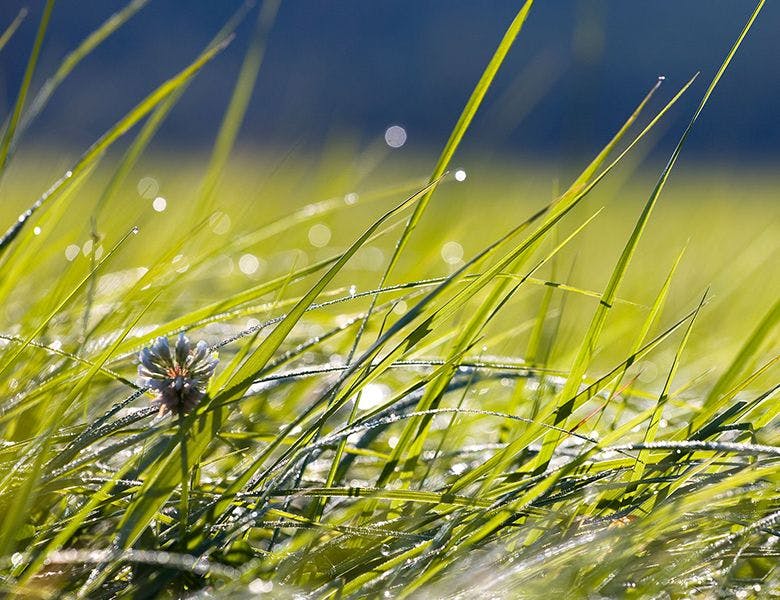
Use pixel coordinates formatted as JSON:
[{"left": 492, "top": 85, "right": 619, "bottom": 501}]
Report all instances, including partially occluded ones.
[{"left": 0, "top": 1, "right": 778, "bottom": 598}]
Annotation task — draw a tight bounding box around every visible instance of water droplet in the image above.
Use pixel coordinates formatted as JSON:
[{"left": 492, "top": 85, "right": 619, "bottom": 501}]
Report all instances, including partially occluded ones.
[
  {"left": 308, "top": 223, "right": 331, "bottom": 248},
  {"left": 152, "top": 196, "right": 167, "bottom": 212},
  {"left": 137, "top": 176, "right": 159, "bottom": 199},
  {"left": 348, "top": 284, "right": 357, "bottom": 297},
  {"left": 65, "top": 244, "right": 80, "bottom": 261},
  {"left": 132, "top": 226, "right": 140, "bottom": 235},
  {"left": 239, "top": 254, "right": 260, "bottom": 275},
  {"left": 380, "top": 543, "right": 392, "bottom": 556},
  {"left": 441, "top": 241, "right": 464, "bottom": 265},
  {"left": 454, "top": 169, "right": 467, "bottom": 182},
  {"left": 450, "top": 463, "right": 467, "bottom": 475},
  {"left": 384, "top": 125, "right": 407, "bottom": 148},
  {"left": 344, "top": 192, "right": 359, "bottom": 205},
  {"left": 358, "top": 383, "right": 390, "bottom": 410},
  {"left": 33, "top": 226, "right": 41, "bottom": 236},
  {"left": 209, "top": 211, "right": 231, "bottom": 235},
  {"left": 172, "top": 254, "right": 190, "bottom": 273},
  {"left": 249, "top": 579, "right": 274, "bottom": 594},
  {"left": 393, "top": 301, "right": 407, "bottom": 315}
]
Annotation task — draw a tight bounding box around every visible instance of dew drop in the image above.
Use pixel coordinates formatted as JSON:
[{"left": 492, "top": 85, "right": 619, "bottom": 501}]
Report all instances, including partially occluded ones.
[
  {"left": 209, "top": 211, "right": 231, "bottom": 235},
  {"left": 384, "top": 125, "right": 407, "bottom": 148},
  {"left": 65, "top": 244, "right": 80, "bottom": 261},
  {"left": 239, "top": 254, "right": 260, "bottom": 275},
  {"left": 308, "top": 223, "right": 331, "bottom": 248},
  {"left": 441, "top": 241, "right": 464, "bottom": 265}
]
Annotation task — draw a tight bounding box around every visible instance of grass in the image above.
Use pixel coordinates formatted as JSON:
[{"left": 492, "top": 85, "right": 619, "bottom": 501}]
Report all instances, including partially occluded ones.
[{"left": 0, "top": 1, "right": 778, "bottom": 597}]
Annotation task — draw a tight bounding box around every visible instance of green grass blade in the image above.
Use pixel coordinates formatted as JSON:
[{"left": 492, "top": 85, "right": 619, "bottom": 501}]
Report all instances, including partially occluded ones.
[
  {"left": 0, "top": 33, "right": 233, "bottom": 257},
  {"left": 16, "top": 0, "right": 150, "bottom": 142},
  {"left": 0, "top": 8, "right": 27, "bottom": 55},
  {"left": 533, "top": 0, "right": 765, "bottom": 472},
  {"left": 0, "top": 0, "right": 54, "bottom": 178}
]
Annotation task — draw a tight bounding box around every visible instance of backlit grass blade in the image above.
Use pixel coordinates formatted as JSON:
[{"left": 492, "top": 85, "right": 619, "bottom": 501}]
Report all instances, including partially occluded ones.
[
  {"left": 0, "top": 8, "right": 27, "bottom": 55},
  {"left": 114, "top": 180, "right": 436, "bottom": 549},
  {"left": 0, "top": 34, "right": 233, "bottom": 257},
  {"left": 0, "top": 0, "right": 55, "bottom": 179},
  {"left": 196, "top": 0, "right": 281, "bottom": 218},
  {"left": 628, "top": 290, "right": 708, "bottom": 491},
  {"left": 533, "top": 0, "right": 766, "bottom": 472},
  {"left": 16, "top": 0, "right": 151, "bottom": 143}
]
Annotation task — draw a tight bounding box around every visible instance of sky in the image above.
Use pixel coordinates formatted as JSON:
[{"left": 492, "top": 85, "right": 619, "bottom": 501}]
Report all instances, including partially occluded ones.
[{"left": 1, "top": 0, "right": 778, "bottom": 161}]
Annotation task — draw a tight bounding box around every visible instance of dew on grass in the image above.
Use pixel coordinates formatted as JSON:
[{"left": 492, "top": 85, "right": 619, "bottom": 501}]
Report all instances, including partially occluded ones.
[
  {"left": 249, "top": 578, "right": 273, "bottom": 594},
  {"left": 344, "top": 192, "right": 359, "bottom": 205},
  {"left": 441, "top": 241, "right": 463, "bottom": 265},
  {"left": 239, "top": 253, "right": 260, "bottom": 275},
  {"left": 384, "top": 125, "right": 407, "bottom": 148},
  {"left": 348, "top": 284, "right": 357, "bottom": 297},
  {"left": 454, "top": 169, "right": 467, "bottom": 182},
  {"left": 358, "top": 383, "right": 390, "bottom": 410},
  {"left": 450, "top": 463, "right": 467, "bottom": 475},
  {"left": 137, "top": 176, "right": 159, "bottom": 198},
  {"left": 82, "top": 239, "right": 93, "bottom": 256},
  {"left": 33, "top": 226, "right": 41, "bottom": 235},
  {"left": 393, "top": 301, "right": 407, "bottom": 315},
  {"left": 308, "top": 223, "right": 331, "bottom": 247},
  {"left": 212, "top": 254, "right": 234, "bottom": 275},
  {"left": 65, "top": 244, "right": 80, "bottom": 261},
  {"left": 172, "top": 254, "right": 189, "bottom": 273},
  {"left": 152, "top": 196, "right": 167, "bottom": 212},
  {"left": 209, "top": 211, "right": 231, "bottom": 234}
]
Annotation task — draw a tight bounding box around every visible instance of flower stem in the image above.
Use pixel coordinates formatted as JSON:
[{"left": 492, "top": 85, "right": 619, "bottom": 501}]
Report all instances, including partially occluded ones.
[{"left": 178, "top": 411, "right": 190, "bottom": 551}]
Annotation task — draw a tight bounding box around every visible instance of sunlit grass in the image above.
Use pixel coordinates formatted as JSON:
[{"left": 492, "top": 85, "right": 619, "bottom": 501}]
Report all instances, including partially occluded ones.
[{"left": 0, "top": 1, "right": 777, "bottom": 598}]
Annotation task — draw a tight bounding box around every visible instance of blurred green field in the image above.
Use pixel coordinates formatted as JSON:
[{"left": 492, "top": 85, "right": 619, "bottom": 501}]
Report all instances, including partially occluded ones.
[{"left": 3, "top": 149, "right": 777, "bottom": 388}]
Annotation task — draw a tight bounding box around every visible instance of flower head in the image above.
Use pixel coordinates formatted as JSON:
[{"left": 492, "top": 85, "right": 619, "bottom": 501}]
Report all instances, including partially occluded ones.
[{"left": 138, "top": 333, "right": 218, "bottom": 416}]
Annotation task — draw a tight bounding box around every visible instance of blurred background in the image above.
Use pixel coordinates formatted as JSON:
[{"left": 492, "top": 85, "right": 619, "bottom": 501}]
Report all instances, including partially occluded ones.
[
  {"left": 1, "top": 0, "right": 779, "bottom": 162},
  {"left": 0, "top": 0, "right": 777, "bottom": 379}
]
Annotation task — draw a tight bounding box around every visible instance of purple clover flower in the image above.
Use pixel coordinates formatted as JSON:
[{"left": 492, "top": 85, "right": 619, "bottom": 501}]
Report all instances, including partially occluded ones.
[{"left": 138, "top": 333, "right": 218, "bottom": 416}]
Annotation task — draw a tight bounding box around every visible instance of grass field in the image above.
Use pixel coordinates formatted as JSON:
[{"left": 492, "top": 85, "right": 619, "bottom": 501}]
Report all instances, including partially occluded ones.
[{"left": 0, "top": 1, "right": 778, "bottom": 598}]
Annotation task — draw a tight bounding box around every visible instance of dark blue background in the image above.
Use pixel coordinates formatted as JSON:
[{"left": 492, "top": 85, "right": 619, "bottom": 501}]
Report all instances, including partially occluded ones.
[{"left": 1, "top": 1, "right": 778, "bottom": 160}]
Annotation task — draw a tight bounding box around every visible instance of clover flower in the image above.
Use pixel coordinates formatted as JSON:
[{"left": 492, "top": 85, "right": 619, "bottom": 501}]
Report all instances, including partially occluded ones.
[{"left": 138, "top": 333, "right": 218, "bottom": 416}]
